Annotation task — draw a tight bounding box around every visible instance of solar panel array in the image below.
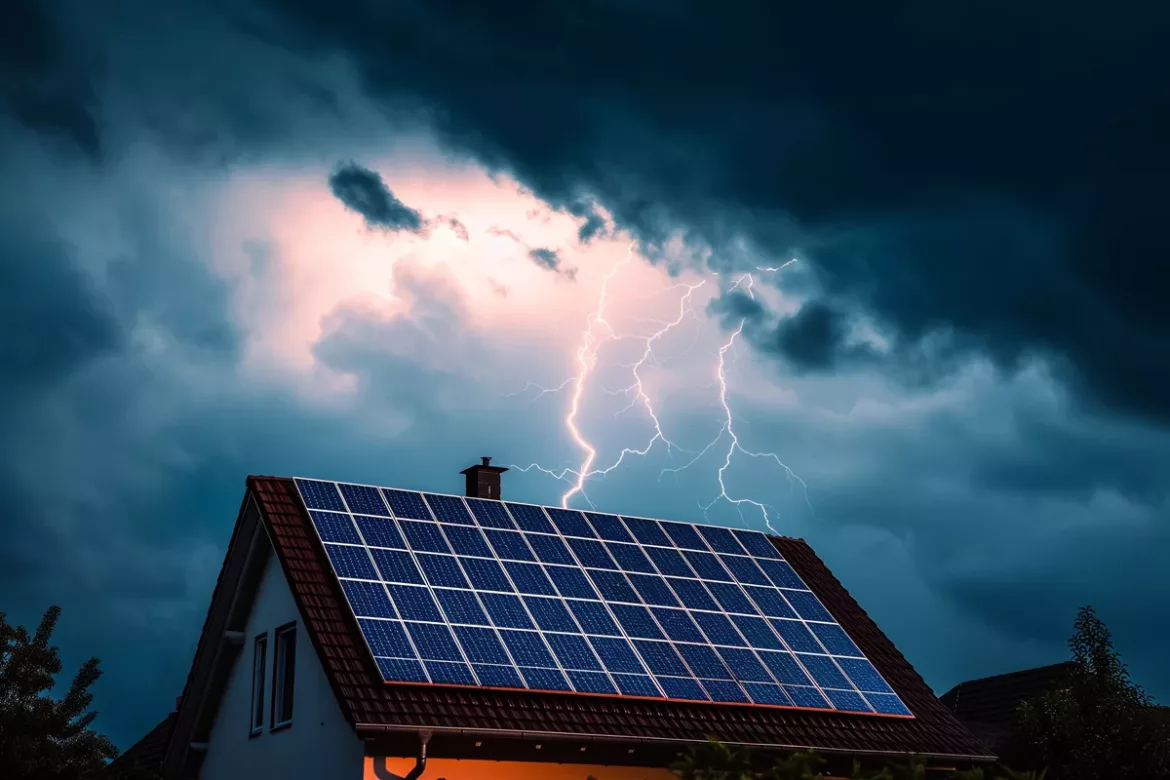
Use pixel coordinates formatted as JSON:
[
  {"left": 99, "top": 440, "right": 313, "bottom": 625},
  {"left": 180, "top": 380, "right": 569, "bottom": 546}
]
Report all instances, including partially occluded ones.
[{"left": 294, "top": 479, "right": 912, "bottom": 717}]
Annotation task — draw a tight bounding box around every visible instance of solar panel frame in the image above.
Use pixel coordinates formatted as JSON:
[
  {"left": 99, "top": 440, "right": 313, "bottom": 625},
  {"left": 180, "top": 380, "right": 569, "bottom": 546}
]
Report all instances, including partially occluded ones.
[{"left": 295, "top": 478, "right": 911, "bottom": 716}]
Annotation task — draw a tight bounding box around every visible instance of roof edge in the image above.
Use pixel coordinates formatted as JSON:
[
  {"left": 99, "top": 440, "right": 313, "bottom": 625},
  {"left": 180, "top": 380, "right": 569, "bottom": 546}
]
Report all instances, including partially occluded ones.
[{"left": 354, "top": 722, "right": 997, "bottom": 762}]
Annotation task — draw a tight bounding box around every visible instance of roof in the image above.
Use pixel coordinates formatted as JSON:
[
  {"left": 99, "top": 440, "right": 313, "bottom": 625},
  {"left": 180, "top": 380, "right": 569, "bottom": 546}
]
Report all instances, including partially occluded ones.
[
  {"left": 938, "top": 662, "right": 1077, "bottom": 729},
  {"left": 106, "top": 712, "right": 176, "bottom": 775},
  {"left": 237, "top": 475, "right": 992, "bottom": 761}
]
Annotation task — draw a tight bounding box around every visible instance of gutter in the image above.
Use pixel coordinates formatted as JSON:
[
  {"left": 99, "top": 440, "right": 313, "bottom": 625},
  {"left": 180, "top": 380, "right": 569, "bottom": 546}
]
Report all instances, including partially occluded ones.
[
  {"left": 354, "top": 722, "right": 997, "bottom": 763},
  {"left": 370, "top": 730, "right": 431, "bottom": 780}
]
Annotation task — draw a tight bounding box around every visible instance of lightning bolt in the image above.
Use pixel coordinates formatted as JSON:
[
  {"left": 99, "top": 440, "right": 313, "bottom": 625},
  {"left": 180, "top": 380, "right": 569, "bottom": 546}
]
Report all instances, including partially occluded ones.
[{"left": 510, "top": 247, "right": 810, "bottom": 530}]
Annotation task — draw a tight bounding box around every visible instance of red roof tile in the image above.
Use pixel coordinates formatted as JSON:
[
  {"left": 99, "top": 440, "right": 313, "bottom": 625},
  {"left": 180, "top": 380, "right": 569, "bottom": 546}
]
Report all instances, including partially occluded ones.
[{"left": 250, "top": 475, "right": 993, "bottom": 760}]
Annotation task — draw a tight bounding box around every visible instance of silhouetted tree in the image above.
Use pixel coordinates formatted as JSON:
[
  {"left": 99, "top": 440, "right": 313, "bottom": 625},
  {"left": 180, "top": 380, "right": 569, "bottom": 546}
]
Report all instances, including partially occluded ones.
[
  {"left": 1014, "top": 606, "right": 1170, "bottom": 780},
  {"left": 0, "top": 606, "right": 118, "bottom": 779}
]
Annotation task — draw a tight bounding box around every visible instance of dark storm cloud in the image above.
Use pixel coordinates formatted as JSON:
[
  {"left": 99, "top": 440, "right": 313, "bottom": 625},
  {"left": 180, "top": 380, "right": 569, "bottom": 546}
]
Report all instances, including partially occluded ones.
[
  {"left": 328, "top": 161, "right": 425, "bottom": 233},
  {"left": 0, "top": 0, "right": 101, "bottom": 158},
  {"left": 528, "top": 247, "right": 577, "bottom": 279},
  {"left": 252, "top": 0, "right": 1170, "bottom": 423}
]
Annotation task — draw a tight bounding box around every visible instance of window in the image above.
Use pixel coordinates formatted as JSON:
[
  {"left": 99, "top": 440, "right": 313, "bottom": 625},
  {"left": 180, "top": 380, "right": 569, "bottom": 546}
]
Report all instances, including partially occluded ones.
[
  {"left": 271, "top": 623, "right": 297, "bottom": 728},
  {"left": 250, "top": 634, "right": 267, "bottom": 735}
]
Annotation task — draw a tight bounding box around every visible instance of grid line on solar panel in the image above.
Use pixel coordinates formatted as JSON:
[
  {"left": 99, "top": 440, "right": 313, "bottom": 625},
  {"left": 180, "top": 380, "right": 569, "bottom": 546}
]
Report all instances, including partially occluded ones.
[
  {"left": 472, "top": 545, "right": 604, "bottom": 695},
  {"left": 335, "top": 487, "right": 487, "bottom": 686},
  {"left": 296, "top": 481, "right": 908, "bottom": 715}
]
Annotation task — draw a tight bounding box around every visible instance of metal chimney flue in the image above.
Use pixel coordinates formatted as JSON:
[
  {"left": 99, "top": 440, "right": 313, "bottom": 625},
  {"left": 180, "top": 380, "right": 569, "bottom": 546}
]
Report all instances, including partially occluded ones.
[{"left": 460, "top": 457, "right": 508, "bottom": 500}]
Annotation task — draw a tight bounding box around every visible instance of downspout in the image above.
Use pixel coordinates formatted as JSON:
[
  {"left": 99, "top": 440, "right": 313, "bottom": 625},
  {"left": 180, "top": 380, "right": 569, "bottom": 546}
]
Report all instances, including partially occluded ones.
[
  {"left": 405, "top": 730, "right": 431, "bottom": 780},
  {"left": 372, "top": 730, "right": 432, "bottom": 780}
]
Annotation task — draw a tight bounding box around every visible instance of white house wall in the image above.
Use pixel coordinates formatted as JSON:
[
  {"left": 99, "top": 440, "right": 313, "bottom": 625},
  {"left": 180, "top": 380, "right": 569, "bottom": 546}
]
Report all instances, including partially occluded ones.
[{"left": 200, "top": 537, "right": 363, "bottom": 780}]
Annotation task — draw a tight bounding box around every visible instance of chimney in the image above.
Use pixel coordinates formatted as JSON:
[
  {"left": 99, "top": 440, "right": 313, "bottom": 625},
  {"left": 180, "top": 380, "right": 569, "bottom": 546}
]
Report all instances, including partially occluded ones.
[{"left": 460, "top": 457, "right": 508, "bottom": 500}]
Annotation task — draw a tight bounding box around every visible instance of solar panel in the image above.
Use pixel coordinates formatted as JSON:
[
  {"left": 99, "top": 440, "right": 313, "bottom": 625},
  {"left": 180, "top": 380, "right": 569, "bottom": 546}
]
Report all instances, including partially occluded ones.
[{"left": 297, "top": 479, "right": 913, "bottom": 717}]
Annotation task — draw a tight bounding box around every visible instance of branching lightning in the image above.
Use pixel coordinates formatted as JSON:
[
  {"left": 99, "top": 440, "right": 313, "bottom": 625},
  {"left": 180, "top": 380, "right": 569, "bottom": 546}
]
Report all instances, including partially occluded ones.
[{"left": 508, "top": 246, "right": 811, "bottom": 532}]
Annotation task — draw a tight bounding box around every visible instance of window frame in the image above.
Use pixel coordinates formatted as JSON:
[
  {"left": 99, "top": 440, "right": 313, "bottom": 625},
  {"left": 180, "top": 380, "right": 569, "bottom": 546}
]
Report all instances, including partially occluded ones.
[
  {"left": 270, "top": 622, "right": 297, "bottom": 730},
  {"left": 249, "top": 632, "right": 268, "bottom": 737}
]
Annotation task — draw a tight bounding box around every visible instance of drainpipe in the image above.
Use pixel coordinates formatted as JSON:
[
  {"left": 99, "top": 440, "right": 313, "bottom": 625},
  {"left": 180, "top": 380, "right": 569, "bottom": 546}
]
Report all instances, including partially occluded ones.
[{"left": 372, "top": 730, "right": 432, "bottom": 780}]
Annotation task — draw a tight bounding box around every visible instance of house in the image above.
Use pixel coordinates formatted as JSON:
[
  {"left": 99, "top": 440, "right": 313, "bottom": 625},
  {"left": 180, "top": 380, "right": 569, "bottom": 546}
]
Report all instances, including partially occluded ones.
[
  {"left": 141, "top": 459, "right": 992, "bottom": 779},
  {"left": 938, "top": 662, "right": 1077, "bottom": 754}
]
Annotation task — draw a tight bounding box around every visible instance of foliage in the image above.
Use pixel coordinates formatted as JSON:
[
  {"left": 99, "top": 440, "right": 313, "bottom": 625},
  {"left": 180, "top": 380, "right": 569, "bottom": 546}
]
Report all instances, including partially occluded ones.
[
  {"left": 0, "top": 606, "right": 118, "bottom": 779},
  {"left": 670, "top": 737, "right": 758, "bottom": 779},
  {"left": 763, "top": 749, "right": 825, "bottom": 779},
  {"left": 1014, "top": 606, "right": 1170, "bottom": 780},
  {"left": 660, "top": 741, "right": 1041, "bottom": 780}
]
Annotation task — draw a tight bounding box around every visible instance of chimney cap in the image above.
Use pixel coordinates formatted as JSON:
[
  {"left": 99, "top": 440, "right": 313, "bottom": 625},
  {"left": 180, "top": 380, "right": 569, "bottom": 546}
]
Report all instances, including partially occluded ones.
[{"left": 460, "top": 457, "right": 508, "bottom": 476}]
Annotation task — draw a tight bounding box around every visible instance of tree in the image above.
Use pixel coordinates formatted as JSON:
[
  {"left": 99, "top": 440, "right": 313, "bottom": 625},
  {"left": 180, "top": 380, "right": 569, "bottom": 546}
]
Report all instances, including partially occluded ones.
[
  {"left": 670, "top": 737, "right": 758, "bottom": 779},
  {"left": 0, "top": 606, "right": 118, "bottom": 779},
  {"left": 1014, "top": 606, "right": 1170, "bottom": 780}
]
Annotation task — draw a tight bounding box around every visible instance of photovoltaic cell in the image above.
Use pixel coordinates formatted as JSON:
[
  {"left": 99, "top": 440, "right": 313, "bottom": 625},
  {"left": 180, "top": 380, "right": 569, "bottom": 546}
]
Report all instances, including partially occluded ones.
[
  {"left": 548, "top": 566, "right": 599, "bottom": 600},
  {"left": 354, "top": 516, "right": 406, "bottom": 550},
  {"left": 370, "top": 549, "right": 424, "bottom": 584},
  {"left": 759, "top": 559, "right": 807, "bottom": 590},
  {"left": 434, "top": 589, "right": 490, "bottom": 626},
  {"left": 297, "top": 480, "right": 910, "bottom": 717},
  {"left": 459, "top": 557, "right": 513, "bottom": 592},
  {"left": 589, "top": 570, "right": 639, "bottom": 603},
  {"left": 527, "top": 534, "right": 575, "bottom": 564},
  {"left": 499, "top": 630, "right": 556, "bottom": 667},
  {"left": 453, "top": 625, "right": 511, "bottom": 665},
  {"left": 696, "top": 525, "right": 747, "bottom": 555},
  {"left": 651, "top": 609, "right": 705, "bottom": 643},
  {"left": 622, "top": 516, "right": 672, "bottom": 547},
  {"left": 382, "top": 489, "right": 432, "bottom": 520},
  {"left": 584, "top": 512, "right": 635, "bottom": 542},
  {"left": 387, "top": 585, "right": 443, "bottom": 622},
  {"left": 668, "top": 578, "right": 719, "bottom": 611},
  {"left": 567, "top": 538, "right": 617, "bottom": 570},
  {"left": 567, "top": 670, "right": 615, "bottom": 694},
  {"left": 296, "top": 479, "right": 345, "bottom": 511},
  {"left": 657, "top": 676, "right": 708, "bottom": 701},
  {"left": 480, "top": 593, "right": 533, "bottom": 629},
  {"left": 399, "top": 521, "right": 451, "bottom": 554},
  {"left": 407, "top": 622, "right": 463, "bottom": 661},
  {"left": 339, "top": 483, "right": 390, "bottom": 516},
  {"left": 520, "top": 667, "right": 571, "bottom": 691},
  {"left": 425, "top": 661, "right": 476, "bottom": 685},
  {"left": 506, "top": 562, "right": 557, "bottom": 595},
  {"left": 609, "top": 604, "right": 664, "bottom": 639},
  {"left": 646, "top": 546, "right": 694, "bottom": 578},
  {"left": 660, "top": 521, "right": 706, "bottom": 550},
  {"left": 627, "top": 574, "right": 681, "bottom": 607},
  {"left": 784, "top": 590, "right": 836, "bottom": 622},
  {"left": 359, "top": 619, "right": 415, "bottom": 658},
  {"left": 416, "top": 554, "right": 471, "bottom": 589},
  {"left": 310, "top": 511, "right": 360, "bottom": 544},
  {"left": 505, "top": 503, "right": 555, "bottom": 533},
  {"left": 613, "top": 673, "right": 661, "bottom": 697},
  {"left": 475, "top": 664, "right": 524, "bottom": 688},
  {"left": 466, "top": 497, "right": 516, "bottom": 529},
  {"left": 441, "top": 524, "right": 493, "bottom": 557},
  {"left": 732, "top": 529, "right": 783, "bottom": 559},
  {"left": 484, "top": 529, "right": 535, "bottom": 561},
  {"left": 545, "top": 508, "right": 595, "bottom": 538},
  {"left": 607, "top": 543, "right": 656, "bottom": 573},
  {"left": 324, "top": 544, "right": 377, "bottom": 580},
  {"left": 423, "top": 493, "right": 475, "bottom": 525},
  {"left": 376, "top": 658, "right": 427, "bottom": 683},
  {"left": 341, "top": 580, "right": 396, "bottom": 618},
  {"left": 565, "top": 600, "right": 622, "bottom": 635}
]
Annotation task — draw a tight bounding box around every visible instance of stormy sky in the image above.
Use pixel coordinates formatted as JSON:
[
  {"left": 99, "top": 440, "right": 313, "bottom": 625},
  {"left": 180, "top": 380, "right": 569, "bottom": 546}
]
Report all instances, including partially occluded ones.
[{"left": 2, "top": 0, "right": 1168, "bottom": 748}]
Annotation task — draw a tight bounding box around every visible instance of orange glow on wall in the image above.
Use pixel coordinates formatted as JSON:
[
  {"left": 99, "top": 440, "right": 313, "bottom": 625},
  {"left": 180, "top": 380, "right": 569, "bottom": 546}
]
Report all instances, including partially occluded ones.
[{"left": 364, "top": 755, "right": 676, "bottom": 780}]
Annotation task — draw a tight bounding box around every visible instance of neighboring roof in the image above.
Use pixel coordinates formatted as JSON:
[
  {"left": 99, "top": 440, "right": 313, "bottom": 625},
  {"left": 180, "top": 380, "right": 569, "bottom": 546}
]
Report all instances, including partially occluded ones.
[
  {"left": 240, "top": 475, "right": 992, "bottom": 761},
  {"left": 938, "top": 662, "right": 1077, "bottom": 730},
  {"left": 106, "top": 712, "right": 176, "bottom": 775}
]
